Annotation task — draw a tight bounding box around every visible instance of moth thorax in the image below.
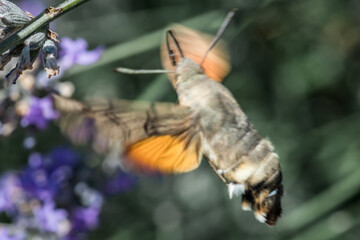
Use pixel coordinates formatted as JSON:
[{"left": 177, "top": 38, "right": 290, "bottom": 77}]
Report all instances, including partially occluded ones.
[{"left": 175, "top": 58, "right": 204, "bottom": 84}]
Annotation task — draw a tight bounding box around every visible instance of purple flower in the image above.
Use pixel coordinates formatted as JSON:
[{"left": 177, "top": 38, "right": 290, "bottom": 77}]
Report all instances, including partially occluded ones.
[
  {"left": 0, "top": 173, "right": 23, "bottom": 213},
  {"left": 20, "top": 148, "right": 80, "bottom": 201},
  {"left": 23, "top": 136, "right": 36, "bottom": 149},
  {"left": 19, "top": 167, "right": 55, "bottom": 201},
  {"left": 18, "top": 1, "right": 55, "bottom": 30},
  {"left": 0, "top": 227, "right": 25, "bottom": 240},
  {"left": 58, "top": 37, "right": 103, "bottom": 71},
  {"left": 71, "top": 206, "right": 101, "bottom": 231},
  {"left": 104, "top": 171, "right": 137, "bottom": 195},
  {"left": 36, "top": 37, "right": 103, "bottom": 87},
  {"left": 18, "top": 0, "right": 45, "bottom": 16},
  {"left": 33, "top": 201, "right": 70, "bottom": 235},
  {"left": 0, "top": 145, "right": 136, "bottom": 240},
  {"left": 21, "top": 96, "right": 59, "bottom": 130},
  {"left": 28, "top": 152, "right": 42, "bottom": 169},
  {"left": 65, "top": 206, "right": 102, "bottom": 240},
  {"left": 47, "top": 147, "right": 81, "bottom": 168}
]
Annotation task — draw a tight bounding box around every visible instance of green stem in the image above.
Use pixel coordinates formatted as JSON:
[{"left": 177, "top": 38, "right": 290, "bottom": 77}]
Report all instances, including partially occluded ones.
[{"left": 0, "top": 0, "right": 90, "bottom": 55}]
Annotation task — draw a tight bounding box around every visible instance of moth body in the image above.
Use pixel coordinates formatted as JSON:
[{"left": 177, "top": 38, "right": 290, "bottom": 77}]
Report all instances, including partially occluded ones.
[{"left": 175, "top": 57, "right": 283, "bottom": 225}]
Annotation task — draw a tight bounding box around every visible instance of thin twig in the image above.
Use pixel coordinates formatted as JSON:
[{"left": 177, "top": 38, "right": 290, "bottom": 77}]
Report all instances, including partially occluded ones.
[{"left": 0, "top": 0, "right": 91, "bottom": 55}]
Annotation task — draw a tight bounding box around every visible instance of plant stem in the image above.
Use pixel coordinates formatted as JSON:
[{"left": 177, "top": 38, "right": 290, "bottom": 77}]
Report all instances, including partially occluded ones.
[{"left": 0, "top": 0, "right": 90, "bottom": 55}]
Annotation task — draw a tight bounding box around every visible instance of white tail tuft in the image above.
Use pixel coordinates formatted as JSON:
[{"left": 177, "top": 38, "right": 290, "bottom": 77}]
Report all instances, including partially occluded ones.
[
  {"left": 254, "top": 212, "right": 267, "bottom": 223},
  {"left": 228, "top": 183, "right": 245, "bottom": 199}
]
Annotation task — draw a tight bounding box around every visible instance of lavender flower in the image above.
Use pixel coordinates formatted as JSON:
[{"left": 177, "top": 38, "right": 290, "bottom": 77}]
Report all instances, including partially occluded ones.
[
  {"left": 33, "top": 201, "right": 70, "bottom": 236},
  {"left": 42, "top": 40, "right": 60, "bottom": 78},
  {"left": 104, "top": 171, "right": 137, "bottom": 195},
  {"left": 47, "top": 146, "right": 80, "bottom": 167},
  {"left": 71, "top": 206, "right": 101, "bottom": 231},
  {"left": 20, "top": 148, "right": 79, "bottom": 201},
  {"left": 0, "top": 0, "right": 59, "bottom": 88},
  {"left": 0, "top": 2, "right": 113, "bottom": 238},
  {"left": 0, "top": 145, "right": 136, "bottom": 239},
  {"left": 0, "top": 227, "right": 25, "bottom": 240},
  {"left": 20, "top": 166, "right": 55, "bottom": 201},
  {"left": 0, "top": 0, "right": 29, "bottom": 29},
  {"left": 23, "top": 136, "right": 36, "bottom": 149},
  {"left": 58, "top": 37, "right": 103, "bottom": 71},
  {"left": 0, "top": 44, "right": 23, "bottom": 71},
  {"left": 4, "top": 29, "right": 47, "bottom": 88},
  {"left": 21, "top": 96, "right": 59, "bottom": 130},
  {"left": 36, "top": 37, "right": 104, "bottom": 88},
  {"left": 4, "top": 68, "right": 21, "bottom": 88},
  {"left": 18, "top": 0, "right": 45, "bottom": 16},
  {"left": 0, "top": 173, "right": 23, "bottom": 213},
  {"left": 19, "top": 31, "right": 47, "bottom": 69}
]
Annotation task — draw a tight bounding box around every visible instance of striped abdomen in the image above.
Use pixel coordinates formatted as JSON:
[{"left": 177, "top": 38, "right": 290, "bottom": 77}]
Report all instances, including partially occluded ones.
[
  {"left": 203, "top": 101, "right": 283, "bottom": 225},
  {"left": 202, "top": 108, "right": 283, "bottom": 225},
  {"left": 177, "top": 75, "right": 283, "bottom": 225}
]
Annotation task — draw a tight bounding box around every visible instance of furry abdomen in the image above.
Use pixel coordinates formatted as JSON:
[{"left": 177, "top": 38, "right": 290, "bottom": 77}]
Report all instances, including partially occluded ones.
[
  {"left": 176, "top": 73, "right": 281, "bottom": 191},
  {"left": 176, "top": 74, "right": 283, "bottom": 225}
]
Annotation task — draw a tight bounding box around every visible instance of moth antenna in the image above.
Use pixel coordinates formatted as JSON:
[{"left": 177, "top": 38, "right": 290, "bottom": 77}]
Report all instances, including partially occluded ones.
[
  {"left": 200, "top": 9, "right": 237, "bottom": 66},
  {"left": 114, "top": 67, "right": 175, "bottom": 75},
  {"left": 166, "top": 30, "right": 184, "bottom": 66}
]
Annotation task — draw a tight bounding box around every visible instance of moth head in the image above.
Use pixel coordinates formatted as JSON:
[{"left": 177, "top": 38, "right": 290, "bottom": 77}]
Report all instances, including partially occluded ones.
[
  {"left": 165, "top": 9, "right": 236, "bottom": 85},
  {"left": 175, "top": 58, "right": 204, "bottom": 82},
  {"left": 115, "top": 11, "right": 234, "bottom": 85},
  {"left": 165, "top": 30, "right": 203, "bottom": 83},
  {"left": 241, "top": 171, "right": 283, "bottom": 226}
]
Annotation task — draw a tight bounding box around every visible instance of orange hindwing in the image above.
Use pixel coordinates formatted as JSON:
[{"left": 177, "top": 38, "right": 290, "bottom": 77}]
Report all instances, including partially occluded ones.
[
  {"left": 126, "top": 135, "right": 201, "bottom": 174},
  {"left": 161, "top": 24, "right": 231, "bottom": 86}
]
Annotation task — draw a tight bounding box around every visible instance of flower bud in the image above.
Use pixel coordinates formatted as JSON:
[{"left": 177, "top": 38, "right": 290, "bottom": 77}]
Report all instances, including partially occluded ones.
[
  {"left": 0, "top": 0, "right": 29, "bottom": 27},
  {"left": 0, "top": 44, "right": 23, "bottom": 70},
  {"left": 42, "top": 39, "right": 59, "bottom": 78},
  {"left": 4, "top": 67, "right": 21, "bottom": 88},
  {"left": 0, "top": 27, "right": 16, "bottom": 39},
  {"left": 16, "top": 31, "right": 46, "bottom": 72},
  {"left": 24, "top": 31, "right": 47, "bottom": 50}
]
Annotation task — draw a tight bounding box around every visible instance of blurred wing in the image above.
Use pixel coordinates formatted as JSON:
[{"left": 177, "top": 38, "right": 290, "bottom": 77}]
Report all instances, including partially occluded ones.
[
  {"left": 53, "top": 94, "right": 202, "bottom": 173},
  {"left": 161, "top": 24, "right": 230, "bottom": 86},
  {"left": 126, "top": 134, "right": 202, "bottom": 173}
]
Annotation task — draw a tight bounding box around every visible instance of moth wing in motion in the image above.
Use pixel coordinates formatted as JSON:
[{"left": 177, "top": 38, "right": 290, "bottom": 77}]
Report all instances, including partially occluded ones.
[
  {"left": 53, "top": 94, "right": 202, "bottom": 173},
  {"left": 160, "top": 24, "right": 231, "bottom": 85},
  {"left": 126, "top": 134, "right": 202, "bottom": 173}
]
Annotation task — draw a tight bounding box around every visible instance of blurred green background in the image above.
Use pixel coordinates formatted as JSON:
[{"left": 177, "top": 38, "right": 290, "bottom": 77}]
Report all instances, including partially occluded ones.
[{"left": 3, "top": 0, "right": 360, "bottom": 239}]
